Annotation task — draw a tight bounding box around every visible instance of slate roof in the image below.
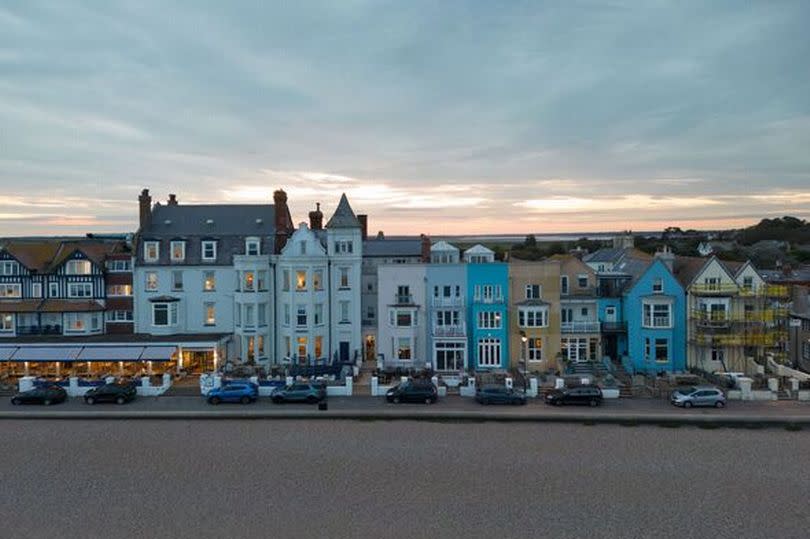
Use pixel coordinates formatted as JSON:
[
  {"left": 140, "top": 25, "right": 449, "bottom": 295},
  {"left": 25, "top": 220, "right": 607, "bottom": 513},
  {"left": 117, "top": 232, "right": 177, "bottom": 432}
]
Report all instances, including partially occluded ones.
[
  {"left": 0, "top": 239, "right": 129, "bottom": 273},
  {"left": 0, "top": 299, "right": 105, "bottom": 313},
  {"left": 325, "top": 194, "right": 361, "bottom": 229},
  {"left": 363, "top": 239, "right": 423, "bottom": 257},
  {"left": 145, "top": 204, "right": 276, "bottom": 237},
  {"left": 584, "top": 248, "right": 624, "bottom": 264}
]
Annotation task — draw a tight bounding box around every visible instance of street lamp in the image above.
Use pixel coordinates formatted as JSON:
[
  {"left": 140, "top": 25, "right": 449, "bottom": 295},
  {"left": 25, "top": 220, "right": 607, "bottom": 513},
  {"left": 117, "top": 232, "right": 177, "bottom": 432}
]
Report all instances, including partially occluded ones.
[{"left": 520, "top": 331, "right": 528, "bottom": 392}]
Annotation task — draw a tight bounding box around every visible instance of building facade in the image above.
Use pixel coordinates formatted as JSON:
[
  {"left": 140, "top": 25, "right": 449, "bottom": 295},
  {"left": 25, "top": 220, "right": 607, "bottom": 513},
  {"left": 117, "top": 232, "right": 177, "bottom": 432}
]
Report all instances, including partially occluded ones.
[{"left": 467, "top": 261, "right": 509, "bottom": 370}]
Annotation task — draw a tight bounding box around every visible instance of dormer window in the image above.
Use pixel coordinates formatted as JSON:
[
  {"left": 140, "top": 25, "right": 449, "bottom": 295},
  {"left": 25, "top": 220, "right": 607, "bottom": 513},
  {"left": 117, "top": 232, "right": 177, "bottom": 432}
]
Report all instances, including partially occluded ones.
[
  {"left": 65, "top": 260, "right": 92, "bottom": 275},
  {"left": 201, "top": 241, "right": 217, "bottom": 261},
  {"left": 144, "top": 241, "right": 159, "bottom": 262},
  {"left": 245, "top": 238, "right": 260, "bottom": 256},
  {"left": 170, "top": 241, "right": 186, "bottom": 262}
]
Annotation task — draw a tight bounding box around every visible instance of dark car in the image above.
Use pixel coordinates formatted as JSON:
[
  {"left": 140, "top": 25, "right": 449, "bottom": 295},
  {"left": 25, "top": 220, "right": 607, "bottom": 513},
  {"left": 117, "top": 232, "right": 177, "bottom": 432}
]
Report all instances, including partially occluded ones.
[
  {"left": 475, "top": 385, "right": 527, "bottom": 405},
  {"left": 545, "top": 386, "right": 603, "bottom": 407},
  {"left": 84, "top": 383, "right": 137, "bottom": 405},
  {"left": 271, "top": 382, "right": 326, "bottom": 404},
  {"left": 207, "top": 382, "right": 259, "bottom": 405},
  {"left": 386, "top": 380, "right": 438, "bottom": 404},
  {"left": 11, "top": 385, "right": 68, "bottom": 406}
]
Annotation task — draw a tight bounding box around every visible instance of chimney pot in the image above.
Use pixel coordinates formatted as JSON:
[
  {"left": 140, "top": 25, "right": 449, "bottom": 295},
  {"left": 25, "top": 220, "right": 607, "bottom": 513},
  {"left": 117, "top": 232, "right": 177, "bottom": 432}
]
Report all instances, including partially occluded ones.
[
  {"left": 138, "top": 188, "right": 153, "bottom": 230},
  {"left": 308, "top": 201, "right": 324, "bottom": 230}
]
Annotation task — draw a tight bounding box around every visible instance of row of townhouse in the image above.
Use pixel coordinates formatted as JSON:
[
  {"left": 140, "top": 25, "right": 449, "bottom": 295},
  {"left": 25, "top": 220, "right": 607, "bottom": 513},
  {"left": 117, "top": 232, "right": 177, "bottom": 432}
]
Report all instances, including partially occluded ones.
[{"left": 0, "top": 188, "right": 795, "bottom": 379}]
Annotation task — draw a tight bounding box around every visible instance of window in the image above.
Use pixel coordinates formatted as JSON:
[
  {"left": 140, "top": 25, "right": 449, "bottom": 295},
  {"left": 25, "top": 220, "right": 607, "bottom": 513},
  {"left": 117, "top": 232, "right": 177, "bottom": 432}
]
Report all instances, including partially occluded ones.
[
  {"left": 258, "top": 271, "right": 267, "bottom": 291},
  {"left": 435, "top": 341, "right": 465, "bottom": 371},
  {"left": 577, "top": 274, "right": 588, "bottom": 288},
  {"left": 170, "top": 241, "right": 185, "bottom": 261},
  {"left": 644, "top": 337, "right": 651, "bottom": 360},
  {"left": 107, "top": 284, "right": 132, "bottom": 296},
  {"left": 711, "top": 346, "right": 724, "bottom": 363},
  {"left": 339, "top": 268, "right": 349, "bottom": 289},
  {"left": 340, "top": 301, "right": 349, "bottom": 323},
  {"left": 397, "top": 337, "right": 412, "bottom": 360},
  {"left": 655, "top": 338, "right": 668, "bottom": 363},
  {"left": 66, "top": 260, "right": 92, "bottom": 275},
  {"left": 258, "top": 335, "right": 265, "bottom": 357},
  {"left": 802, "top": 341, "right": 810, "bottom": 361},
  {"left": 397, "top": 285, "right": 411, "bottom": 304},
  {"left": 525, "top": 284, "right": 541, "bottom": 299},
  {"left": 313, "top": 270, "right": 323, "bottom": 290},
  {"left": 366, "top": 306, "right": 375, "bottom": 320},
  {"left": 0, "top": 284, "right": 21, "bottom": 298},
  {"left": 0, "top": 313, "right": 13, "bottom": 332},
  {"left": 435, "top": 310, "right": 460, "bottom": 326},
  {"left": 245, "top": 304, "right": 255, "bottom": 327},
  {"left": 106, "top": 310, "right": 133, "bottom": 322},
  {"left": 477, "top": 311, "right": 502, "bottom": 329},
  {"left": 314, "top": 303, "right": 324, "bottom": 325},
  {"left": 643, "top": 302, "right": 671, "bottom": 328},
  {"left": 296, "top": 271, "right": 306, "bottom": 291},
  {"left": 527, "top": 337, "right": 543, "bottom": 361},
  {"left": 742, "top": 276, "right": 753, "bottom": 290},
  {"left": 653, "top": 278, "right": 663, "bottom": 293},
  {"left": 258, "top": 303, "right": 267, "bottom": 326},
  {"left": 31, "top": 283, "right": 41, "bottom": 298},
  {"left": 282, "top": 270, "right": 290, "bottom": 291},
  {"left": 235, "top": 304, "right": 242, "bottom": 325},
  {"left": 314, "top": 336, "right": 323, "bottom": 359},
  {"left": 482, "top": 285, "right": 494, "bottom": 300},
  {"left": 172, "top": 270, "right": 183, "bottom": 291},
  {"left": 65, "top": 313, "right": 85, "bottom": 331},
  {"left": 145, "top": 272, "right": 158, "bottom": 291},
  {"left": 561, "top": 276, "right": 569, "bottom": 294},
  {"left": 297, "top": 337, "right": 307, "bottom": 359},
  {"left": 581, "top": 307, "right": 588, "bottom": 317},
  {"left": 204, "top": 302, "right": 215, "bottom": 325},
  {"left": 245, "top": 238, "right": 260, "bottom": 256},
  {"left": 152, "top": 303, "right": 177, "bottom": 326},
  {"left": 48, "top": 282, "right": 58, "bottom": 297},
  {"left": 283, "top": 304, "right": 290, "bottom": 325},
  {"left": 443, "top": 285, "right": 451, "bottom": 297},
  {"left": 144, "top": 241, "right": 159, "bottom": 262},
  {"left": 244, "top": 271, "right": 255, "bottom": 291},
  {"left": 203, "top": 271, "right": 216, "bottom": 291},
  {"left": 0, "top": 261, "right": 19, "bottom": 275},
  {"left": 107, "top": 259, "right": 132, "bottom": 272},
  {"left": 296, "top": 305, "right": 307, "bottom": 326},
  {"left": 396, "top": 311, "right": 413, "bottom": 327},
  {"left": 518, "top": 307, "right": 548, "bottom": 328},
  {"left": 201, "top": 241, "right": 217, "bottom": 261},
  {"left": 67, "top": 283, "right": 92, "bottom": 298},
  {"left": 299, "top": 241, "right": 306, "bottom": 255},
  {"left": 335, "top": 240, "right": 353, "bottom": 254},
  {"left": 477, "top": 338, "right": 501, "bottom": 367},
  {"left": 561, "top": 337, "right": 595, "bottom": 362}
]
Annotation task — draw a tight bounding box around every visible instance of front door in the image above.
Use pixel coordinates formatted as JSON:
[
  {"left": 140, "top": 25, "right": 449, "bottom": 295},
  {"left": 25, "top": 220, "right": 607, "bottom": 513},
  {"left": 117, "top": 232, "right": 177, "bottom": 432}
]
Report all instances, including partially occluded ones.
[{"left": 339, "top": 341, "right": 350, "bottom": 362}]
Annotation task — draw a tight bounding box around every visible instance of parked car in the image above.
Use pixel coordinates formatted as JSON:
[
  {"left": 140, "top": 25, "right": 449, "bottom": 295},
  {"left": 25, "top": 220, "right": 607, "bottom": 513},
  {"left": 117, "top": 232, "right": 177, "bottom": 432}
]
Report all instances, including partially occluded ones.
[
  {"left": 271, "top": 382, "right": 326, "bottom": 404},
  {"left": 475, "top": 385, "right": 527, "bottom": 405},
  {"left": 386, "top": 380, "right": 438, "bottom": 404},
  {"left": 84, "top": 383, "right": 137, "bottom": 405},
  {"left": 207, "top": 382, "right": 259, "bottom": 405},
  {"left": 11, "top": 385, "right": 67, "bottom": 406},
  {"left": 545, "top": 386, "right": 603, "bottom": 406},
  {"left": 670, "top": 385, "right": 726, "bottom": 408}
]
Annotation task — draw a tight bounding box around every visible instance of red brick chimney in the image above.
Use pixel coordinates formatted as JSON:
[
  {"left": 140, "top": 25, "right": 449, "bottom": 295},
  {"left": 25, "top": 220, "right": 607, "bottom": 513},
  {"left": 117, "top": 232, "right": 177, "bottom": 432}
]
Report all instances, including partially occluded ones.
[
  {"left": 357, "top": 214, "right": 368, "bottom": 240},
  {"left": 420, "top": 234, "right": 431, "bottom": 262},
  {"left": 138, "top": 189, "right": 152, "bottom": 230},
  {"left": 308, "top": 202, "right": 323, "bottom": 230},
  {"left": 167, "top": 193, "right": 178, "bottom": 206},
  {"left": 274, "top": 189, "right": 293, "bottom": 253}
]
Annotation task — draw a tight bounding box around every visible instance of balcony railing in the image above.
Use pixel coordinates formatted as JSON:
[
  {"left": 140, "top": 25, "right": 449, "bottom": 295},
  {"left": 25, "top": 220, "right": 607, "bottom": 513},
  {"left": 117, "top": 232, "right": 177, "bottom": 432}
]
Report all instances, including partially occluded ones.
[
  {"left": 642, "top": 316, "right": 672, "bottom": 328},
  {"left": 473, "top": 294, "right": 505, "bottom": 304},
  {"left": 601, "top": 321, "right": 627, "bottom": 333},
  {"left": 692, "top": 331, "right": 789, "bottom": 347},
  {"left": 394, "top": 294, "right": 415, "bottom": 305},
  {"left": 690, "top": 283, "right": 738, "bottom": 295},
  {"left": 561, "top": 321, "right": 600, "bottom": 333},
  {"left": 432, "top": 324, "right": 466, "bottom": 338},
  {"left": 16, "top": 325, "right": 63, "bottom": 336},
  {"left": 430, "top": 296, "right": 464, "bottom": 308}
]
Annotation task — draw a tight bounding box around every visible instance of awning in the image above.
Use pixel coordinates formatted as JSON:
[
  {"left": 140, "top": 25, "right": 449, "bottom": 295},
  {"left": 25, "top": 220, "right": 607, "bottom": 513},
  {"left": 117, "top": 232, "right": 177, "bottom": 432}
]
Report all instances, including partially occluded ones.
[
  {"left": 77, "top": 346, "right": 145, "bottom": 362},
  {"left": 140, "top": 346, "right": 177, "bottom": 362},
  {"left": 11, "top": 347, "right": 83, "bottom": 362},
  {"left": 0, "top": 347, "right": 18, "bottom": 361}
]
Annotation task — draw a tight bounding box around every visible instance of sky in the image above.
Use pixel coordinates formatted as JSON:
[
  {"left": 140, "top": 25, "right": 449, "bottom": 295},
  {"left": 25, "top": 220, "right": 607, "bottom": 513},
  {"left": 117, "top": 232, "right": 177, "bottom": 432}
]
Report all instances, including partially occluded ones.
[{"left": 1, "top": 1, "right": 809, "bottom": 237}]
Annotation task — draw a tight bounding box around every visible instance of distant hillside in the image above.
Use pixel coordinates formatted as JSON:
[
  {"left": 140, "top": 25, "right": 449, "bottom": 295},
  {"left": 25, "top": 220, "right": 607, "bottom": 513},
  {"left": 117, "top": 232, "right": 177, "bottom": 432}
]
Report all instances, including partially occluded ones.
[{"left": 735, "top": 216, "right": 810, "bottom": 245}]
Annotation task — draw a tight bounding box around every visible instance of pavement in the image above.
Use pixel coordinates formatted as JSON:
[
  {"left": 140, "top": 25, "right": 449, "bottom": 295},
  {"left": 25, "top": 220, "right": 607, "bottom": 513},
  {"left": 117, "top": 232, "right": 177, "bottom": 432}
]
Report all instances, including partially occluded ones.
[
  {"left": 1, "top": 395, "right": 809, "bottom": 426},
  {"left": 1, "top": 420, "right": 809, "bottom": 539}
]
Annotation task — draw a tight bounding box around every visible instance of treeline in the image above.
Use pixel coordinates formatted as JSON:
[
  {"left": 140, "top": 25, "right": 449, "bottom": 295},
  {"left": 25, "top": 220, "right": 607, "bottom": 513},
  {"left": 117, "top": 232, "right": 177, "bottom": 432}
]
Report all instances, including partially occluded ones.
[{"left": 735, "top": 216, "right": 810, "bottom": 245}]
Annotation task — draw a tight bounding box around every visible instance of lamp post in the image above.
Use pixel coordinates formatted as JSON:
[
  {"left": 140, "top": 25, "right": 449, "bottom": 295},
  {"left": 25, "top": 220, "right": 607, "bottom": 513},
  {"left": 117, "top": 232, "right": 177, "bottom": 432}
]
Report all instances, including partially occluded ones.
[{"left": 520, "top": 331, "right": 528, "bottom": 392}]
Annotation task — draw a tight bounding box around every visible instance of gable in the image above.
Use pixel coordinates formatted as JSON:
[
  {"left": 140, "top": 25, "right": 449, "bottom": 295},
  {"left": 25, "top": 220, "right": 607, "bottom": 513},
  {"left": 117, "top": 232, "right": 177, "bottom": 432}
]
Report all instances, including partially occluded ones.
[
  {"left": 627, "top": 259, "right": 684, "bottom": 296},
  {"left": 280, "top": 225, "right": 327, "bottom": 258},
  {"left": 691, "top": 257, "right": 737, "bottom": 289}
]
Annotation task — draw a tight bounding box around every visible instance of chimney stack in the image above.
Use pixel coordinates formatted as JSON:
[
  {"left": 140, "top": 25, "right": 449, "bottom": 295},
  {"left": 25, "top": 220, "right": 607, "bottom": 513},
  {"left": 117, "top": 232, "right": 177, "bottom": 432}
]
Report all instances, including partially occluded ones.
[
  {"left": 138, "top": 188, "right": 152, "bottom": 230},
  {"left": 168, "top": 193, "right": 178, "bottom": 206},
  {"left": 357, "top": 214, "right": 368, "bottom": 241},
  {"left": 308, "top": 202, "right": 324, "bottom": 230},
  {"left": 274, "top": 189, "right": 292, "bottom": 253},
  {"left": 654, "top": 245, "right": 675, "bottom": 272},
  {"left": 420, "top": 234, "right": 431, "bottom": 262}
]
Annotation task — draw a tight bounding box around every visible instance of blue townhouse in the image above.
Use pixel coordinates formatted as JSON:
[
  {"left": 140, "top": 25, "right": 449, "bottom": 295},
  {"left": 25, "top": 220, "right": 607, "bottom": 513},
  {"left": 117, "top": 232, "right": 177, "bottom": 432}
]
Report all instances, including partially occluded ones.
[
  {"left": 467, "top": 261, "right": 510, "bottom": 370},
  {"left": 622, "top": 254, "right": 686, "bottom": 374},
  {"left": 425, "top": 263, "right": 468, "bottom": 372}
]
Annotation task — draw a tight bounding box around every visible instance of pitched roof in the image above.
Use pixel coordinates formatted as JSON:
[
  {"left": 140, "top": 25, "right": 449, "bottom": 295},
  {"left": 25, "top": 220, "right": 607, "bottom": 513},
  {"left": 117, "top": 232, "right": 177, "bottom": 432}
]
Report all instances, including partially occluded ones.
[
  {"left": 584, "top": 248, "right": 624, "bottom": 264},
  {"left": 325, "top": 193, "right": 361, "bottom": 229},
  {"left": 38, "top": 299, "right": 106, "bottom": 312},
  {"left": 0, "top": 239, "right": 127, "bottom": 273},
  {"left": 363, "top": 239, "right": 423, "bottom": 257},
  {"left": 144, "top": 204, "right": 277, "bottom": 236},
  {"left": 464, "top": 244, "right": 494, "bottom": 255},
  {"left": 431, "top": 240, "right": 459, "bottom": 252}
]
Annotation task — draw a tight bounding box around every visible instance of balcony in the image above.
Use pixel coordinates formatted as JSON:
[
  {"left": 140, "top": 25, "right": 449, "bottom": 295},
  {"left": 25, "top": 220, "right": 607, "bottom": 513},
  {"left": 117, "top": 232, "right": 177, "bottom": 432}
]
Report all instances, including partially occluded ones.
[
  {"left": 690, "top": 283, "right": 738, "bottom": 295},
  {"left": 432, "top": 324, "right": 466, "bottom": 338},
  {"left": 16, "top": 325, "right": 63, "bottom": 336},
  {"left": 473, "top": 294, "right": 505, "bottom": 305},
  {"left": 430, "top": 296, "right": 464, "bottom": 308},
  {"left": 393, "top": 294, "right": 415, "bottom": 305},
  {"left": 561, "top": 321, "right": 600, "bottom": 333},
  {"left": 601, "top": 321, "right": 627, "bottom": 333}
]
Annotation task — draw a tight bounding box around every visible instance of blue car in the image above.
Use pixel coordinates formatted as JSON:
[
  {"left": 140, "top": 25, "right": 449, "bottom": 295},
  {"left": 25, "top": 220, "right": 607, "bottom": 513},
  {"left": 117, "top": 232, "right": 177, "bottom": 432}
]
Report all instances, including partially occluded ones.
[{"left": 207, "top": 382, "right": 259, "bottom": 405}]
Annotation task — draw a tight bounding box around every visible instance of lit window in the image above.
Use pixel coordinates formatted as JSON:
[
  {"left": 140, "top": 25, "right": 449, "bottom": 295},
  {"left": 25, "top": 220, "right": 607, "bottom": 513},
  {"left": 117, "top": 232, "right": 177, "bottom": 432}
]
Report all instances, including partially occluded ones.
[
  {"left": 170, "top": 241, "right": 185, "bottom": 261},
  {"left": 0, "top": 313, "right": 13, "bottom": 332},
  {"left": 204, "top": 302, "right": 215, "bottom": 325},
  {"left": 244, "top": 271, "right": 255, "bottom": 291},
  {"left": 145, "top": 272, "right": 158, "bottom": 291},
  {"left": 144, "top": 241, "right": 159, "bottom": 262},
  {"left": 313, "top": 270, "right": 323, "bottom": 290},
  {"left": 0, "top": 284, "right": 22, "bottom": 298},
  {"left": 339, "top": 268, "right": 349, "bottom": 288},
  {"left": 296, "top": 271, "right": 306, "bottom": 291},
  {"left": 66, "top": 260, "right": 92, "bottom": 275},
  {"left": 203, "top": 271, "right": 216, "bottom": 291}
]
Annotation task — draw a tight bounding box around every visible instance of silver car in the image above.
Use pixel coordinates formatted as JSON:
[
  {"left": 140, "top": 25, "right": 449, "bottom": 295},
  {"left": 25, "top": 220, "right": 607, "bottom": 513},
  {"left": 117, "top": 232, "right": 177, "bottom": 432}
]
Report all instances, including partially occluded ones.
[{"left": 671, "top": 385, "right": 726, "bottom": 408}]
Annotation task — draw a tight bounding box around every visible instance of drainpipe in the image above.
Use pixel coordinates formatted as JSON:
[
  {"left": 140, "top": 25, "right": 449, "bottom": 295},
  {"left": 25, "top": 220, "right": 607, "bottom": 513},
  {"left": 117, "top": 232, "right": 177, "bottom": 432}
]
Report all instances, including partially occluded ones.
[{"left": 328, "top": 259, "right": 333, "bottom": 364}]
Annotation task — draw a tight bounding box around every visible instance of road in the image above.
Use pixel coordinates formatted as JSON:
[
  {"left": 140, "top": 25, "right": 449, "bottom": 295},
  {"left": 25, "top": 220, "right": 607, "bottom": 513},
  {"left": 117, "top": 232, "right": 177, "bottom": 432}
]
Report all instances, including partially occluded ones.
[
  {"left": 1, "top": 393, "right": 810, "bottom": 417},
  {"left": 1, "top": 420, "right": 808, "bottom": 539}
]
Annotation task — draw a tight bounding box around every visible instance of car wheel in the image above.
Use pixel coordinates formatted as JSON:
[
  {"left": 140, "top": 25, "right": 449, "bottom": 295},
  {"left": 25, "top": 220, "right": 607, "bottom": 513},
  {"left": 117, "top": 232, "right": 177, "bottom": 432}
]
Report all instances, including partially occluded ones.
[
  {"left": 272, "top": 397, "right": 283, "bottom": 404},
  {"left": 43, "top": 399, "right": 52, "bottom": 406},
  {"left": 240, "top": 396, "right": 251, "bottom": 405},
  {"left": 116, "top": 396, "right": 126, "bottom": 405},
  {"left": 683, "top": 401, "right": 692, "bottom": 408},
  {"left": 307, "top": 396, "right": 318, "bottom": 404},
  {"left": 11, "top": 398, "right": 20, "bottom": 406},
  {"left": 425, "top": 396, "right": 432, "bottom": 404},
  {"left": 210, "top": 396, "right": 221, "bottom": 405},
  {"left": 85, "top": 397, "right": 95, "bottom": 405},
  {"left": 481, "top": 398, "right": 489, "bottom": 405},
  {"left": 589, "top": 399, "right": 598, "bottom": 407},
  {"left": 715, "top": 401, "right": 725, "bottom": 408},
  {"left": 392, "top": 396, "right": 400, "bottom": 404}
]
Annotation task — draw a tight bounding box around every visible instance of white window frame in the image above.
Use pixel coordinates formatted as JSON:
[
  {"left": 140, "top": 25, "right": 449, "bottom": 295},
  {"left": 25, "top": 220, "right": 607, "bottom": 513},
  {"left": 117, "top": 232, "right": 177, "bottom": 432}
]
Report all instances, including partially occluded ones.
[
  {"left": 0, "top": 283, "right": 21, "bottom": 298},
  {"left": 477, "top": 338, "right": 501, "bottom": 367},
  {"left": 31, "top": 282, "right": 42, "bottom": 298},
  {"left": 339, "top": 267, "right": 350, "bottom": 289},
  {"left": 67, "top": 282, "right": 93, "bottom": 298},
  {"left": 48, "top": 282, "right": 58, "bottom": 297},
  {"left": 107, "top": 284, "right": 132, "bottom": 297},
  {"left": 201, "top": 241, "right": 217, "bottom": 261},
  {"left": 172, "top": 270, "right": 183, "bottom": 291},
  {"left": 245, "top": 237, "right": 260, "bottom": 256},
  {"left": 527, "top": 337, "right": 543, "bottom": 362},
  {"left": 561, "top": 276, "right": 569, "bottom": 294},
  {"left": 0, "top": 313, "right": 13, "bottom": 332},
  {"left": 145, "top": 272, "right": 158, "bottom": 292},
  {"left": 204, "top": 302, "right": 216, "bottom": 326},
  {"left": 66, "top": 260, "right": 92, "bottom": 275},
  {"left": 203, "top": 271, "right": 216, "bottom": 291},
  {"left": 643, "top": 301, "right": 672, "bottom": 329},
  {"left": 518, "top": 307, "right": 548, "bottom": 328},
  {"left": 170, "top": 241, "right": 186, "bottom": 262},
  {"left": 652, "top": 278, "right": 663, "bottom": 293},
  {"left": 144, "top": 241, "right": 159, "bottom": 262},
  {"left": 340, "top": 301, "right": 350, "bottom": 323},
  {"left": 152, "top": 303, "right": 177, "bottom": 327},
  {"left": 477, "top": 311, "right": 502, "bottom": 329},
  {"left": 0, "top": 261, "right": 19, "bottom": 275},
  {"left": 525, "top": 284, "right": 541, "bottom": 300}
]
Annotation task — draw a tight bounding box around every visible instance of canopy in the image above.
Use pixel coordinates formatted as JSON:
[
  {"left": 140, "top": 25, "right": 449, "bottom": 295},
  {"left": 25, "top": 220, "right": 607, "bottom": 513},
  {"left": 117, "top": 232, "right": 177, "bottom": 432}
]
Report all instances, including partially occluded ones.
[
  {"left": 77, "top": 347, "right": 145, "bottom": 362},
  {"left": 0, "top": 347, "right": 18, "bottom": 361},
  {"left": 140, "top": 346, "right": 177, "bottom": 362},
  {"left": 12, "top": 347, "right": 83, "bottom": 362}
]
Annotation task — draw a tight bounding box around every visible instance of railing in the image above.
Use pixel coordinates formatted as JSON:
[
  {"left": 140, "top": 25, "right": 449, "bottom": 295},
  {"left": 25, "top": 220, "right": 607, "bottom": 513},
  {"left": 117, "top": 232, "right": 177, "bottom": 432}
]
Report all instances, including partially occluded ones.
[
  {"left": 690, "top": 308, "right": 789, "bottom": 323},
  {"left": 692, "top": 331, "right": 789, "bottom": 347},
  {"left": 432, "top": 324, "right": 466, "bottom": 337},
  {"left": 394, "top": 294, "right": 415, "bottom": 305},
  {"left": 430, "top": 296, "right": 464, "bottom": 308},
  {"left": 15, "top": 325, "right": 63, "bottom": 336},
  {"left": 642, "top": 316, "right": 672, "bottom": 328},
  {"left": 692, "top": 283, "right": 790, "bottom": 297},
  {"left": 561, "top": 321, "right": 600, "bottom": 333},
  {"left": 601, "top": 321, "right": 627, "bottom": 332},
  {"left": 473, "top": 295, "right": 505, "bottom": 304},
  {"left": 690, "top": 283, "right": 738, "bottom": 295}
]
